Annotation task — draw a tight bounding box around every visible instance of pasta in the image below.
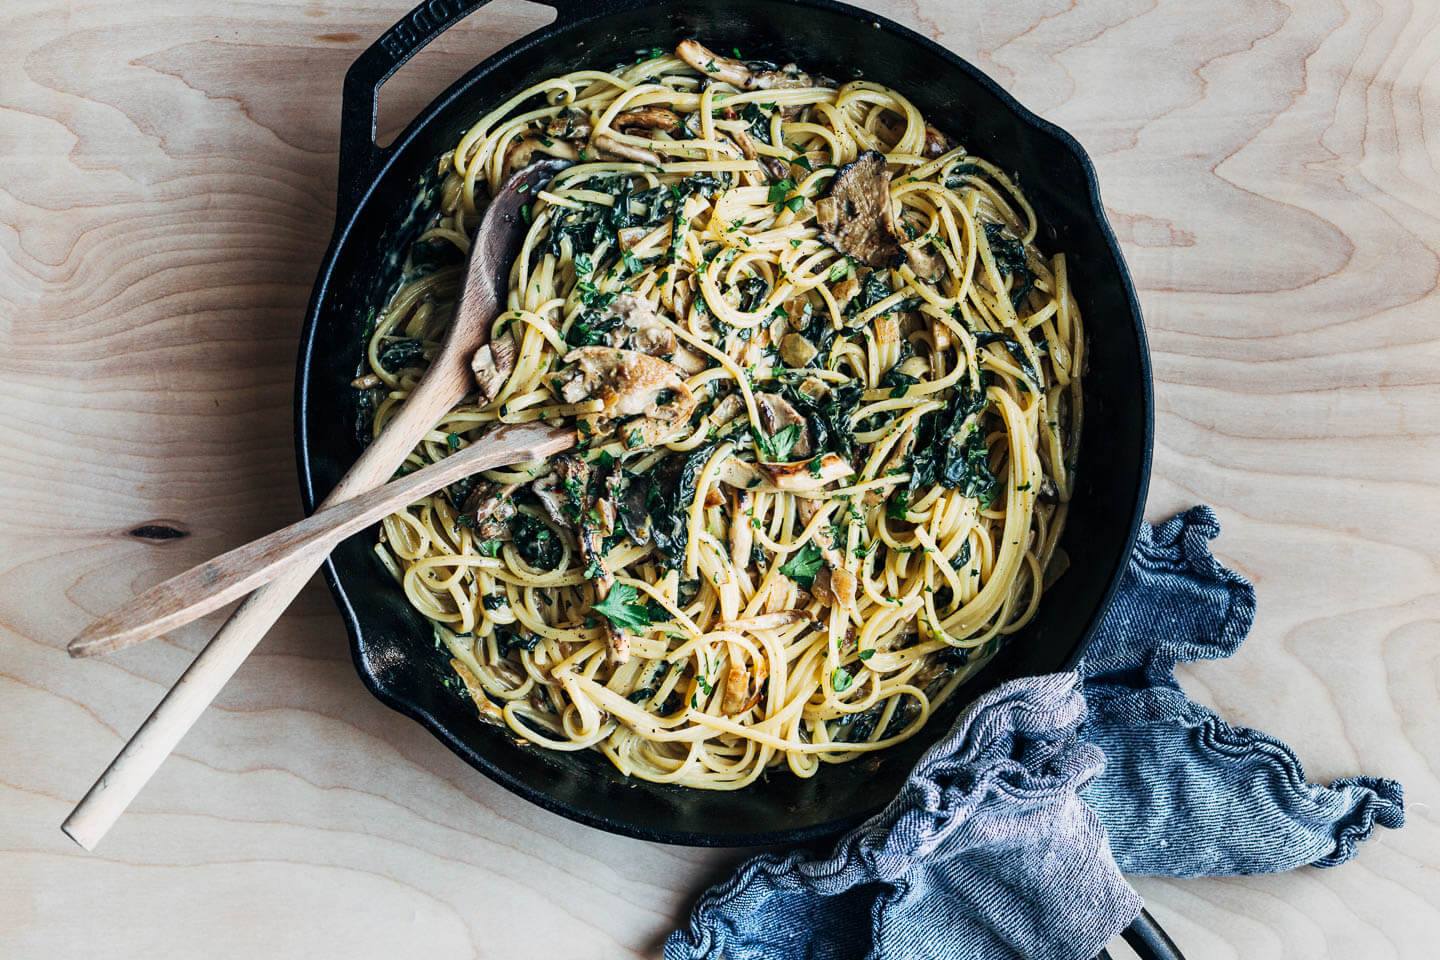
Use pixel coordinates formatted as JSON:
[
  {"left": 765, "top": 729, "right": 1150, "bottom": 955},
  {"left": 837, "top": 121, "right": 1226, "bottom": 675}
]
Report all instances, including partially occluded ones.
[{"left": 352, "top": 41, "right": 1084, "bottom": 789}]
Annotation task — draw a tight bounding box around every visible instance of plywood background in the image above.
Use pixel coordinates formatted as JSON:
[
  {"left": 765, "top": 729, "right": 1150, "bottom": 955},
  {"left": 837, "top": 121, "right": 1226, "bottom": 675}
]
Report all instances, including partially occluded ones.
[{"left": 2, "top": 0, "right": 1436, "bottom": 956}]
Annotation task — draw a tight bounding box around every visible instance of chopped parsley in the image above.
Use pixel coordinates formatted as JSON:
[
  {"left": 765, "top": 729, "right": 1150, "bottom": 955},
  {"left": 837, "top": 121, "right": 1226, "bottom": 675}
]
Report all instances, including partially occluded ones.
[{"left": 779, "top": 542, "right": 824, "bottom": 588}]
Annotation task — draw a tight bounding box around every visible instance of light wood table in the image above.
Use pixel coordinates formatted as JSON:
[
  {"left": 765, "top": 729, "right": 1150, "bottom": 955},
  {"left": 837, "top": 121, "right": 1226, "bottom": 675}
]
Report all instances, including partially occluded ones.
[{"left": 2, "top": 1, "right": 1435, "bottom": 956}]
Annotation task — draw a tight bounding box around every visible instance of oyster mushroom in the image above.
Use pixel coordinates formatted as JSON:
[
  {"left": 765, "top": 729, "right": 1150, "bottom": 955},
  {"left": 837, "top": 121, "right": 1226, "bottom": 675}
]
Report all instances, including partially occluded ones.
[
  {"left": 675, "top": 40, "right": 815, "bottom": 90},
  {"left": 614, "top": 106, "right": 683, "bottom": 132},
  {"left": 814, "top": 150, "right": 903, "bottom": 268},
  {"left": 923, "top": 123, "right": 954, "bottom": 158},
  {"left": 598, "top": 292, "right": 675, "bottom": 357},
  {"left": 502, "top": 135, "right": 581, "bottom": 179},
  {"left": 560, "top": 347, "right": 695, "bottom": 420},
  {"left": 592, "top": 133, "right": 660, "bottom": 166},
  {"left": 755, "top": 392, "right": 813, "bottom": 459},
  {"left": 460, "top": 481, "right": 519, "bottom": 540},
  {"left": 545, "top": 107, "right": 592, "bottom": 140},
  {"left": 796, "top": 498, "right": 856, "bottom": 612},
  {"left": 470, "top": 327, "right": 518, "bottom": 402}
]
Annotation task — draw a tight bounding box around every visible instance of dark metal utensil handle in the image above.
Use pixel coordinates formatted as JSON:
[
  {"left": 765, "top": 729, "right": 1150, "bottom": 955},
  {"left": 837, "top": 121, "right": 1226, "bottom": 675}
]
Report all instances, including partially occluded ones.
[{"left": 1098, "top": 909, "right": 1187, "bottom": 960}]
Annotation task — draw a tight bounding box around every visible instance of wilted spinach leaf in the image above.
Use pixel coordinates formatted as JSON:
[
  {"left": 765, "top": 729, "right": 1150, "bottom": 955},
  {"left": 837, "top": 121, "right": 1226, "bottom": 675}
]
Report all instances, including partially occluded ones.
[
  {"left": 512, "top": 512, "right": 563, "bottom": 570},
  {"left": 647, "top": 442, "right": 720, "bottom": 569}
]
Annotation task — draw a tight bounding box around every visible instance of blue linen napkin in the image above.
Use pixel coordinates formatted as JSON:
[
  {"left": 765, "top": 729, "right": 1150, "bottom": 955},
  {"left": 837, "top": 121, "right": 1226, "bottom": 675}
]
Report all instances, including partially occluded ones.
[{"left": 665, "top": 507, "right": 1404, "bottom": 960}]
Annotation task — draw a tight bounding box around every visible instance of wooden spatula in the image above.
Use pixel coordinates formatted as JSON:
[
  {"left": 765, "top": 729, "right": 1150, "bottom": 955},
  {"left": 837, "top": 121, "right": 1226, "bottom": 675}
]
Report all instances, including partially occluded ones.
[{"left": 62, "top": 158, "right": 573, "bottom": 851}]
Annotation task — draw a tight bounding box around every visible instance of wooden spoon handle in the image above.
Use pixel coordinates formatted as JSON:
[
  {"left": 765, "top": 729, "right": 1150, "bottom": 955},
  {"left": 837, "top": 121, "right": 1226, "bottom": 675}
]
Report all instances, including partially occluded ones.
[
  {"left": 67, "top": 422, "right": 575, "bottom": 659},
  {"left": 61, "top": 360, "right": 479, "bottom": 851}
]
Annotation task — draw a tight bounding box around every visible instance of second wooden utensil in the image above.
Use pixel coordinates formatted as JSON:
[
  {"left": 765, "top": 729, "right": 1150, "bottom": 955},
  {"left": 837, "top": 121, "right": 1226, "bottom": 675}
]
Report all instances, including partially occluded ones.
[
  {"left": 66, "top": 420, "right": 574, "bottom": 659},
  {"left": 61, "top": 158, "right": 572, "bottom": 851}
]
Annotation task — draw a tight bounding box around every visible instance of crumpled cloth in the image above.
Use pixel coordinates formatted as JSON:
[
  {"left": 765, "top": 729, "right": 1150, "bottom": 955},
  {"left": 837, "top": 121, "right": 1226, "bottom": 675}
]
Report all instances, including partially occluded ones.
[{"left": 665, "top": 507, "right": 1404, "bottom": 960}]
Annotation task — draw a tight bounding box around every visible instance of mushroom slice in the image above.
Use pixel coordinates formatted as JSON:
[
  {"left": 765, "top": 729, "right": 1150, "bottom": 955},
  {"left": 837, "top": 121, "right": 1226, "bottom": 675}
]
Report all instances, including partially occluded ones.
[
  {"left": 830, "top": 275, "right": 861, "bottom": 308},
  {"left": 545, "top": 107, "right": 592, "bottom": 140},
  {"left": 601, "top": 292, "right": 675, "bottom": 357},
  {"left": 720, "top": 649, "right": 749, "bottom": 715},
  {"left": 530, "top": 475, "right": 571, "bottom": 530},
  {"left": 755, "top": 392, "right": 813, "bottom": 458},
  {"left": 714, "top": 610, "right": 815, "bottom": 633},
  {"left": 713, "top": 453, "right": 853, "bottom": 493},
  {"left": 675, "top": 40, "right": 815, "bottom": 90},
  {"left": 814, "top": 150, "right": 903, "bottom": 268},
  {"left": 593, "top": 133, "right": 660, "bottom": 166},
  {"left": 461, "top": 482, "right": 519, "bottom": 540},
  {"left": 923, "top": 123, "right": 954, "bottom": 159},
  {"left": 731, "top": 129, "right": 790, "bottom": 180},
  {"left": 552, "top": 455, "right": 613, "bottom": 589},
  {"left": 470, "top": 328, "right": 518, "bottom": 402},
  {"left": 622, "top": 414, "right": 690, "bottom": 449},
  {"left": 560, "top": 347, "right": 695, "bottom": 422},
  {"left": 610, "top": 471, "right": 651, "bottom": 546},
  {"left": 932, "top": 316, "right": 953, "bottom": 353},
  {"left": 708, "top": 392, "right": 745, "bottom": 427},
  {"left": 796, "top": 499, "right": 857, "bottom": 614},
  {"left": 906, "top": 242, "right": 947, "bottom": 282},
  {"left": 502, "top": 135, "right": 581, "bottom": 179},
  {"left": 614, "top": 106, "right": 682, "bottom": 132},
  {"left": 671, "top": 345, "right": 710, "bottom": 375},
  {"left": 779, "top": 333, "right": 817, "bottom": 368},
  {"left": 757, "top": 453, "right": 854, "bottom": 492}
]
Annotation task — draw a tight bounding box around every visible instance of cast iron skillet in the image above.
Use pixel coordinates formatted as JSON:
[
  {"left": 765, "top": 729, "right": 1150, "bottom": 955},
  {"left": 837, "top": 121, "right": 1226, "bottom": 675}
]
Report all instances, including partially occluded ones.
[{"left": 297, "top": 0, "right": 1155, "bottom": 867}]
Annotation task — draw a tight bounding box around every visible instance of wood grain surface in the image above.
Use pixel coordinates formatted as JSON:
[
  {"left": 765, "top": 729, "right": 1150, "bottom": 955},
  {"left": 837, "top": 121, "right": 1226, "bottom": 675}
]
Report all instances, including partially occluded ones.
[{"left": 2, "top": 0, "right": 1436, "bottom": 956}]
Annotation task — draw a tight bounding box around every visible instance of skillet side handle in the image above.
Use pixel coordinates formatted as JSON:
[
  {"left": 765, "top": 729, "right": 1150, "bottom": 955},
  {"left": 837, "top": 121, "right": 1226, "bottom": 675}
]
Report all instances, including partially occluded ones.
[{"left": 336, "top": 0, "right": 597, "bottom": 216}]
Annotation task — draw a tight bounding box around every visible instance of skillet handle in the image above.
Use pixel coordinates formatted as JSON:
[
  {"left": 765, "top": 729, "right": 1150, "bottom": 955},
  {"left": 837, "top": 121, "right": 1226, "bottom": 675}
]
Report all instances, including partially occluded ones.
[
  {"left": 1096, "top": 910, "right": 1186, "bottom": 960},
  {"left": 337, "top": 0, "right": 598, "bottom": 215}
]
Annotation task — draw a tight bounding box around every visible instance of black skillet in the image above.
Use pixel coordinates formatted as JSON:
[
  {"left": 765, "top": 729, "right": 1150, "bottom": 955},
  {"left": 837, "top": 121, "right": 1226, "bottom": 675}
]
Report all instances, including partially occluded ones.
[{"left": 296, "top": 0, "right": 1171, "bottom": 954}]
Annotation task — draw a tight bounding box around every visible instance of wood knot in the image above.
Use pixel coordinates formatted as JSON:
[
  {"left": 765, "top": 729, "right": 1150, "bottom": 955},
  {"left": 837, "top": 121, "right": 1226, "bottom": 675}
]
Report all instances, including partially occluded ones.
[{"left": 127, "top": 522, "right": 190, "bottom": 542}]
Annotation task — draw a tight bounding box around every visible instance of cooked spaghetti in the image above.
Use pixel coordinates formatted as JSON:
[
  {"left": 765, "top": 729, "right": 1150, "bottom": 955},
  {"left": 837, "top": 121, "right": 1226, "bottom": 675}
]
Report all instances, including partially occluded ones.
[{"left": 353, "top": 40, "right": 1084, "bottom": 789}]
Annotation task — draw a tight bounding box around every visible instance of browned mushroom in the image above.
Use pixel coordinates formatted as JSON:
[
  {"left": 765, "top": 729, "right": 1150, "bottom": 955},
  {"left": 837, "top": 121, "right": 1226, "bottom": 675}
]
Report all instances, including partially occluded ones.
[
  {"left": 815, "top": 151, "right": 903, "bottom": 268},
  {"left": 470, "top": 327, "right": 517, "bottom": 401},
  {"left": 675, "top": 40, "right": 815, "bottom": 90},
  {"left": 708, "top": 392, "right": 745, "bottom": 427},
  {"left": 755, "top": 392, "right": 813, "bottom": 458},
  {"left": 718, "top": 641, "right": 773, "bottom": 714},
  {"left": 796, "top": 499, "right": 857, "bottom": 612},
  {"left": 906, "top": 242, "right": 947, "bottom": 282},
  {"left": 830, "top": 275, "right": 862, "bottom": 308},
  {"left": 598, "top": 292, "right": 675, "bottom": 356},
  {"left": 552, "top": 455, "right": 614, "bottom": 591},
  {"left": 923, "top": 123, "right": 954, "bottom": 158},
  {"left": 545, "top": 107, "right": 592, "bottom": 140},
  {"left": 757, "top": 453, "right": 854, "bottom": 491},
  {"left": 670, "top": 346, "right": 710, "bottom": 375},
  {"left": 502, "top": 135, "right": 581, "bottom": 179},
  {"left": 714, "top": 610, "right": 815, "bottom": 633},
  {"left": 530, "top": 477, "right": 571, "bottom": 530},
  {"left": 779, "top": 333, "right": 817, "bottom": 368},
  {"left": 614, "top": 106, "right": 682, "bottom": 132},
  {"left": 461, "top": 481, "right": 519, "bottom": 540},
  {"left": 732, "top": 128, "right": 791, "bottom": 180},
  {"left": 592, "top": 133, "right": 661, "bottom": 166},
  {"left": 560, "top": 347, "right": 694, "bottom": 421},
  {"left": 720, "top": 650, "right": 749, "bottom": 715}
]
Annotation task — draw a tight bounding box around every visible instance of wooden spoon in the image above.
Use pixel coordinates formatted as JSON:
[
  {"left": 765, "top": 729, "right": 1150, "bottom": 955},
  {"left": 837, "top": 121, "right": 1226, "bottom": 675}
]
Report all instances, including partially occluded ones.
[
  {"left": 62, "top": 159, "right": 571, "bottom": 851},
  {"left": 66, "top": 421, "right": 573, "bottom": 659}
]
